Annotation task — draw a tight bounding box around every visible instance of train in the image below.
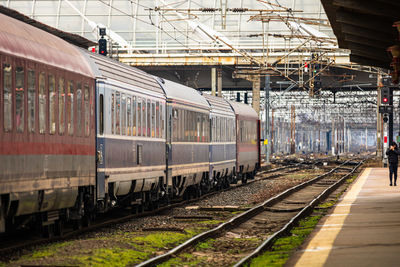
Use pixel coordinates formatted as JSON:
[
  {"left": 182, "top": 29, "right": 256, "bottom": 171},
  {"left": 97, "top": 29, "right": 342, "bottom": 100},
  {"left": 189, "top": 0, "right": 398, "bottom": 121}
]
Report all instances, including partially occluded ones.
[{"left": 0, "top": 11, "right": 260, "bottom": 236}]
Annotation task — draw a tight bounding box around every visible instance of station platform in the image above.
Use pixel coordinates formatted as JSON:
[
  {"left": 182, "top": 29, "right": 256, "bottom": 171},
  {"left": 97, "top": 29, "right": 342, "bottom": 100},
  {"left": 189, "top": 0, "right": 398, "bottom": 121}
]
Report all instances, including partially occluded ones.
[{"left": 287, "top": 168, "right": 400, "bottom": 267}]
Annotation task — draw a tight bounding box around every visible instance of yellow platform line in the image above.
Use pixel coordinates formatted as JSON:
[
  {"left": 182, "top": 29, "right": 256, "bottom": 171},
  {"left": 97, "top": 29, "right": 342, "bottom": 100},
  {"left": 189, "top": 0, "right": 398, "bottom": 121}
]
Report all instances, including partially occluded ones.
[{"left": 293, "top": 167, "right": 371, "bottom": 267}]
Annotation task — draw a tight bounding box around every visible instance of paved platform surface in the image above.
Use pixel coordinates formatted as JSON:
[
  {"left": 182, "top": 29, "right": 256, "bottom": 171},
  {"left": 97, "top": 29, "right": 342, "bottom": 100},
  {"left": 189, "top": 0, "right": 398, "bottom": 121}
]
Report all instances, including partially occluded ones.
[{"left": 287, "top": 167, "right": 400, "bottom": 267}]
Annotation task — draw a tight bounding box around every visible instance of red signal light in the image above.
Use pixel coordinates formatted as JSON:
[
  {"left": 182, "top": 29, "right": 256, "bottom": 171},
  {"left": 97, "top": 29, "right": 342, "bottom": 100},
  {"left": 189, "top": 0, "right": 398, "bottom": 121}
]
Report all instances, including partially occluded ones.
[{"left": 383, "top": 97, "right": 388, "bottom": 103}]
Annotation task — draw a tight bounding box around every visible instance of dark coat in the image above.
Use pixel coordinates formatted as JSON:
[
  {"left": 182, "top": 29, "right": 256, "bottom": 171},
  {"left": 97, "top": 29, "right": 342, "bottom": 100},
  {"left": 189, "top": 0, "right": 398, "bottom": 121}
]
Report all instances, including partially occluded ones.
[{"left": 386, "top": 148, "right": 400, "bottom": 165}]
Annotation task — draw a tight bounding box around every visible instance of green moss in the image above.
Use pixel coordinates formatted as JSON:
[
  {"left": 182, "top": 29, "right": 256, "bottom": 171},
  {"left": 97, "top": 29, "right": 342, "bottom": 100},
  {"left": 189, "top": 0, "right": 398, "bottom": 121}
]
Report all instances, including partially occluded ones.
[
  {"left": 0, "top": 262, "right": 5, "bottom": 267},
  {"left": 74, "top": 247, "right": 149, "bottom": 267},
  {"left": 249, "top": 252, "right": 289, "bottom": 267},
  {"left": 196, "top": 238, "right": 215, "bottom": 250},
  {"left": 130, "top": 231, "right": 190, "bottom": 249},
  {"left": 158, "top": 253, "right": 203, "bottom": 267},
  {"left": 249, "top": 215, "right": 323, "bottom": 267},
  {"left": 11, "top": 229, "right": 203, "bottom": 267},
  {"left": 24, "top": 241, "right": 73, "bottom": 259}
]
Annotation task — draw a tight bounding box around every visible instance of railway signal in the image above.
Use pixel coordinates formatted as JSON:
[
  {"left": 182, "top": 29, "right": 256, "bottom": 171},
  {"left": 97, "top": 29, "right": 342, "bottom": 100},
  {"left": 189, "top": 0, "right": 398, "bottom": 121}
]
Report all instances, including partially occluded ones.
[
  {"left": 99, "top": 28, "right": 107, "bottom": 56},
  {"left": 381, "top": 87, "right": 391, "bottom": 104}
]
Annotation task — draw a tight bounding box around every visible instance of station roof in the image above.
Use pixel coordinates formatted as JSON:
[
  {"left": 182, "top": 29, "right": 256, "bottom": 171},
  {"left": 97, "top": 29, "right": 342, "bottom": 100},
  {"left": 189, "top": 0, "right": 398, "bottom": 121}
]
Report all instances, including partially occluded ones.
[
  {"left": 321, "top": 0, "right": 400, "bottom": 69},
  {"left": 0, "top": 5, "right": 96, "bottom": 49}
]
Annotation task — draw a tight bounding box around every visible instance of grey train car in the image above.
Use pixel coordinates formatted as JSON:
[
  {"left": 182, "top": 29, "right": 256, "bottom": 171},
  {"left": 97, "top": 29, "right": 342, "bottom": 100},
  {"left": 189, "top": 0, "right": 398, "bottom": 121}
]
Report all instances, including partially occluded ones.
[
  {"left": 84, "top": 52, "right": 167, "bottom": 211},
  {"left": 157, "top": 78, "right": 211, "bottom": 197},
  {"left": 203, "top": 94, "right": 237, "bottom": 187},
  {"left": 229, "top": 101, "right": 261, "bottom": 182}
]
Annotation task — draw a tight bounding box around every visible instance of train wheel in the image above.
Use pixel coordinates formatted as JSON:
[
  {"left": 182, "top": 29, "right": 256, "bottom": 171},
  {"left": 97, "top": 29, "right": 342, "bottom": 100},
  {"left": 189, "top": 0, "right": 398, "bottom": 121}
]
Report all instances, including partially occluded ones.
[
  {"left": 82, "top": 215, "right": 91, "bottom": 227},
  {"left": 42, "top": 224, "right": 55, "bottom": 238},
  {"left": 72, "top": 219, "right": 82, "bottom": 231},
  {"left": 54, "top": 220, "right": 64, "bottom": 236},
  {"left": 241, "top": 174, "right": 247, "bottom": 184}
]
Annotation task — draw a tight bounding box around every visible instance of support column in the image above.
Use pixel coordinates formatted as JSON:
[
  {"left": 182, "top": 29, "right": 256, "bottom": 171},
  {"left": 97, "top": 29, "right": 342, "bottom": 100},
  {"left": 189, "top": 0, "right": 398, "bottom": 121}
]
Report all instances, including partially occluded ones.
[
  {"left": 252, "top": 76, "right": 260, "bottom": 115},
  {"left": 290, "top": 105, "right": 296, "bottom": 154},
  {"left": 265, "top": 74, "right": 270, "bottom": 162},
  {"left": 211, "top": 67, "right": 216, "bottom": 96},
  {"left": 217, "top": 68, "right": 222, "bottom": 97},
  {"left": 377, "top": 71, "right": 382, "bottom": 157},
  {"left": 332, "top": 119, "right": 336, "bottom": 155},
  {"left": 271, "top": 108, "right": 274, "bottom": 155}
]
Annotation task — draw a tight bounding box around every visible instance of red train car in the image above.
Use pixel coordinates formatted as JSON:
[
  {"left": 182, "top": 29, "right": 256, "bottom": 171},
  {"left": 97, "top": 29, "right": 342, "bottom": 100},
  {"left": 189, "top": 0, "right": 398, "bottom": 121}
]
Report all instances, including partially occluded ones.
[
  {"left": 0, "top": 13, "right": 96, "bottom": 234},
  {"left": 229, "top": 101, "right": 260, "bottom": 183}
]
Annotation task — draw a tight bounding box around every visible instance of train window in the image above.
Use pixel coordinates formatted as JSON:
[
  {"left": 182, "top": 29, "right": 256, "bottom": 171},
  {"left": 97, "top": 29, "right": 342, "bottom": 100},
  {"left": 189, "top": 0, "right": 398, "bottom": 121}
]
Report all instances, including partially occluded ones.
[
  {"left": 196, "top": 114, "right": 200, "bottom": 142},
  {"left": 67, "top": 81, "right": 74, "bottom": 135},
  {"left": 84, "top": 84, "right": 90, "bottom": 137},
  {"left": 28, "top": 70, "right": 36, "bottom": 133},
  {"left": 184, "top": 110, "right": 188, "bottom": 141},
  {"left": 127, "top": 96, "right": 131, "bottom": 136},
  {"left": 49, "top": 75, "right": 56, "bottom": 134},
  {"left": 132, "top": 96, "right": 136, "bottom": 136},
  {"left": 179, "top": 109, "right": 183, "bottom": 141},
  {"left": 176, "top": 109, "right": 181, "bottom": 141},
  {"left": 99, "top": 94, "right": 104, "bottom": 135},
  {"left": 211, "top": 117, "right": 214, "bottom": 142},
  {"left": 58, "top": 78, "right": 65, "bottom": 135},
  {"left": 142, "top": 98, "right": 146, "bottom": 136},
  {"left": 160, "top": 103, "right": 164, "bottom": 139},
  {"left": 151, "top": 102, "right": 155, "bottom": 138},
  {"left": 172, "top": 108, "right": 177, "bottom": 141},
  {"left": 76, "top": 82, "right": 82, "bottom": 136},
  {"left": 137, "top": 97, "right": 141, "bottom": 136},
  {"left": 121, "top": 94, "right": 126, "bottom": 135},
  {"left": 111, "top": 93, "right": 115, "bottom": 134},
  {"left": 188, "top": 110, "right": 192, "bottom": 142},
  {"left": 15, "top": 66, "right": 24, "bottom": 133},
  {"left": 115, "top": 92, "right": 120, "bottom": 135},
  {"left": 3, "top": 64, "right": 12, "bottom": 132},
  {"left": 39, "top": 73, "right": 47, "bottom": 134},
  {"left": 156, "top": 101, "right": 160, "bottom": 138},
  {"left": 147, "top": 100, "right": 151, "bottom": 137}
]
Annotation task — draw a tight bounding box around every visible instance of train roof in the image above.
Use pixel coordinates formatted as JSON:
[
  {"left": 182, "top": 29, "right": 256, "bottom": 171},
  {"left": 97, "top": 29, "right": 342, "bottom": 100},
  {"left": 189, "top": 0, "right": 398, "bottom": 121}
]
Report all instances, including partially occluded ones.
[
  {"left": 0, "top": 13, "right": 93, "bottom": 78},
  {"left": 82, "top": 50, "right": 164, "bottom": 95},
  {"left": 157, "top": 78, "right": 210, "bottom": 110},
  {"left": 228, "top": 101, "right": 259, "bottom": 120},
  {"left": 202, "top": 94, "right": 235, "bottom": 117}
]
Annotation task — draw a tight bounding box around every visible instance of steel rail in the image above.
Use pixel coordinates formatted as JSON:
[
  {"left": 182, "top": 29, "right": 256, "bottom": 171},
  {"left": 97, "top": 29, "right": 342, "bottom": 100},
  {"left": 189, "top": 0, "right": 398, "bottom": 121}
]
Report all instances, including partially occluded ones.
[{"left": 235, "top": 159, "right": 365, "bottom": 266}]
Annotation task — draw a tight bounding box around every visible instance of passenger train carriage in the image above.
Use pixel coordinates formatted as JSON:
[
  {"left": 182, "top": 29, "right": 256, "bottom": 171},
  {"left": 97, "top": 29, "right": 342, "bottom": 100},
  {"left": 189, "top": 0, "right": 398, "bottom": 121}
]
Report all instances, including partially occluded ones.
[
  {"left": 82, "top": 52, "right": 167, "bottom": 210},
  {"left": 0, "top": 12, "right": 96, "bottom": 234},
  {"left": 229, "top": 101, "right": 261, "bottom": 182},
  {"left": 157, "top": 78, "right": 210, "bottom": 197},
  {"left": 203, "top": 94, "right": 236, "bottom": 187},
  {"left": 0, "top": 9, "right": 260, "bottom": 235}
]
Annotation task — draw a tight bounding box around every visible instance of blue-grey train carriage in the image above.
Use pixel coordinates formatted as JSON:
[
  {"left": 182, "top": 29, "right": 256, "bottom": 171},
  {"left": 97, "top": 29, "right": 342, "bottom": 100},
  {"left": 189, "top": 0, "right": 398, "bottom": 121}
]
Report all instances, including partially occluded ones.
[
  {"left": 82, "top": 51, "right": 167, "bottom": 211},
  {"left": 157, "top": 78, "right": 211, "bottom": 197},
  {"left": 203, "top": 94, "right": 236, "bottom": 188}
]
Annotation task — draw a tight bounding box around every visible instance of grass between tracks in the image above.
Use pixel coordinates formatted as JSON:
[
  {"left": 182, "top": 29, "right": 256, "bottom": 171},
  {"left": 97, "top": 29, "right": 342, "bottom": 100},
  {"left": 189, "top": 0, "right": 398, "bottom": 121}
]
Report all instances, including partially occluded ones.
[
  {"left": 6, "top": 228, "right": 205, "bottom": 266},
  {"left": 247, "top": 173, "right": 359, "bottom": 267}
]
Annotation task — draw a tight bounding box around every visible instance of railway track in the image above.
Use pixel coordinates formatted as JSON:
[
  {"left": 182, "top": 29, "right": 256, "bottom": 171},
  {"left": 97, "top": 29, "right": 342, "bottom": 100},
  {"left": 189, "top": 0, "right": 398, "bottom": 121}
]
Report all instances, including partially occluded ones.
[
  {"left": 136, "top": 158, "right": 364, "bottom": 267},
  {"left": 0, "top": 156, "right": 338, "bottom": 260}
]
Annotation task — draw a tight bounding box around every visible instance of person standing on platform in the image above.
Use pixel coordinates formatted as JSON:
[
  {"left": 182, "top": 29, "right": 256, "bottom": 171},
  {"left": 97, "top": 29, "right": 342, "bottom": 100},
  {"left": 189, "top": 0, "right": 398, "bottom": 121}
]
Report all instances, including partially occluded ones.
[{"left": 386, "top": 141, "right": 400, "bottom": 186}]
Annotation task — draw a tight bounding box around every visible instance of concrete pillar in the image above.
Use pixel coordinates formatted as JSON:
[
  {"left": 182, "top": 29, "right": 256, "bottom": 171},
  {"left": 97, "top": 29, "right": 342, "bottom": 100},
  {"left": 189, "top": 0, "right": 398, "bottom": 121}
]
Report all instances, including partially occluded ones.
[
  {"left": 252, "top": 75, "right": 260, "bottom": 115},
  {"left": 211, "top": 67, "right": 216, "bottom": 96},
  {"left": 217, "top": 68, "right": 222, "bottom": 97}
]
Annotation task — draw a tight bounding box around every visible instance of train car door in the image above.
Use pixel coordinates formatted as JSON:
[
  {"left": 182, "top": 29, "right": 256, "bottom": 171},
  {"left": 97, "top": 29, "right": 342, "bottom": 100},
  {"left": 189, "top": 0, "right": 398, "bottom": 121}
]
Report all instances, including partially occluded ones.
[
  {"left": 165, "top": 101, "right": 173, "bottom": 196},
  {"left": 95, "top": 81, "right": 106, "bottom": 202}
]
